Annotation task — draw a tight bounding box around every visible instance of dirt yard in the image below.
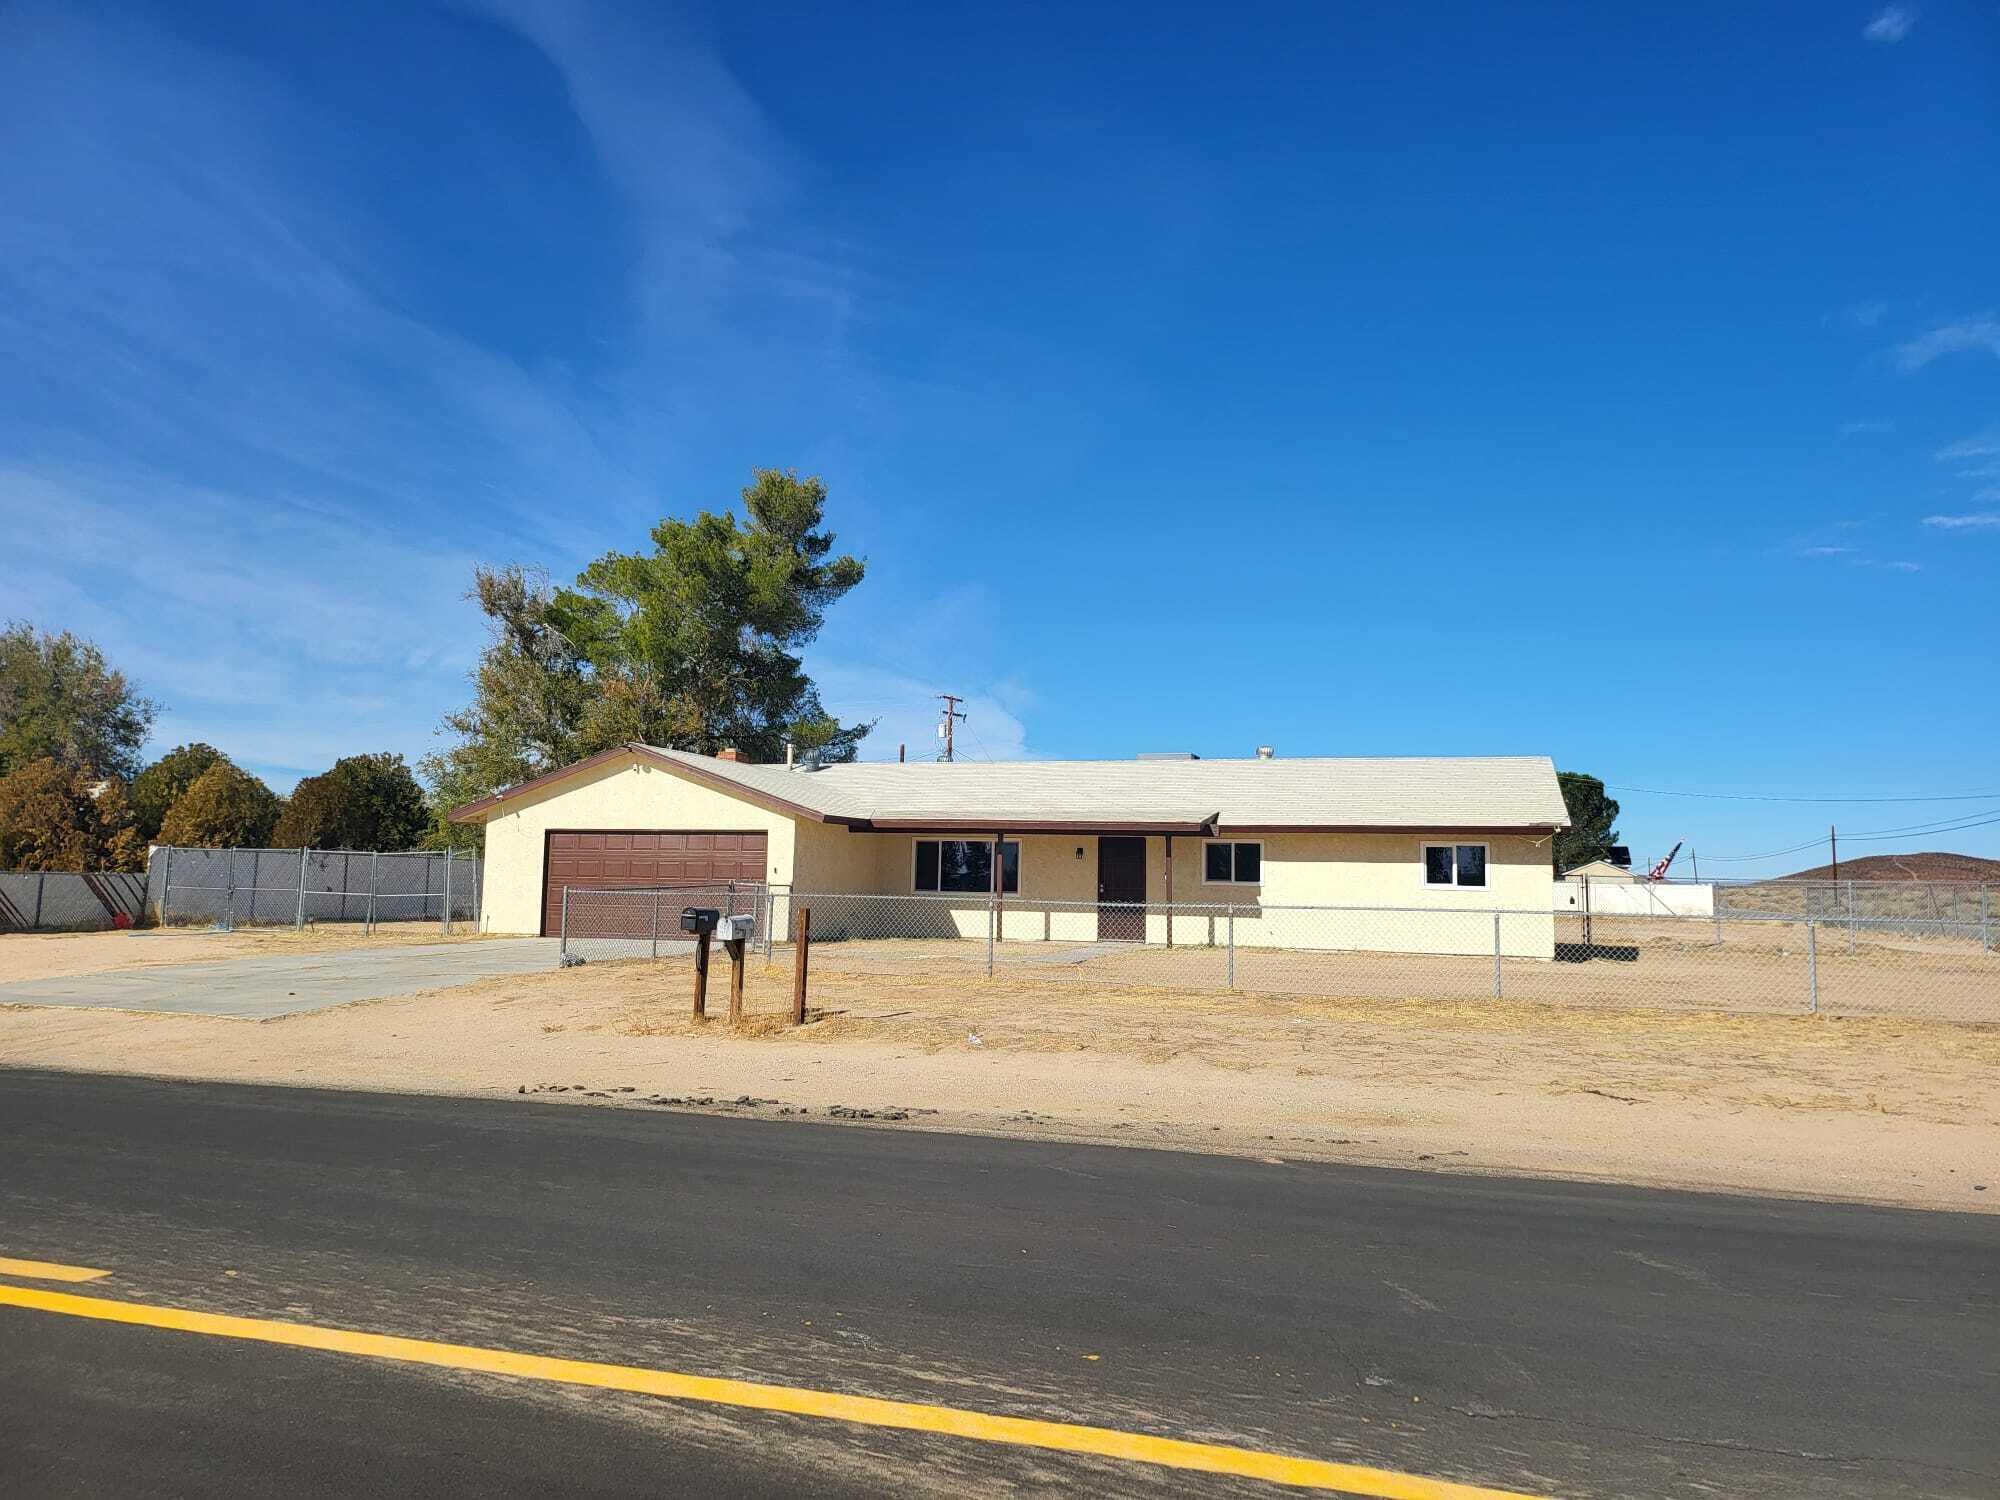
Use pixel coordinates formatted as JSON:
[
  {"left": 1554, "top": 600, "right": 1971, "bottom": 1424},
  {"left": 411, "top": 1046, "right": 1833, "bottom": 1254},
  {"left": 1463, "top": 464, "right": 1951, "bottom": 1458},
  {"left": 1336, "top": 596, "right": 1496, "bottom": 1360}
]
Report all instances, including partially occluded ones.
[
  {"left": 0, "top": 924, "right": 506, "bottom": 984},
  {"left": 2, "top": 948, "right": 1993, "bottom": 1214},
  {"left": 757, "top": 922, "right": 2000, "bottom": 1024}
]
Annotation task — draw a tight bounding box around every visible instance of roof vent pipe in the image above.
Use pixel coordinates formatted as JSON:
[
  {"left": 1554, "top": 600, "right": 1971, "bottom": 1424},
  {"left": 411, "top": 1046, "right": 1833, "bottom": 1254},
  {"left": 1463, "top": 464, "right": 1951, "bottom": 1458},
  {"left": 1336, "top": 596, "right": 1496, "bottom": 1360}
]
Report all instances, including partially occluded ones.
[
  {"left": 1255, "top": 746, "right": 1275, "bottom": 759},
  {"left": 785, "top": 740, "right": 795, "bottom": 767}
]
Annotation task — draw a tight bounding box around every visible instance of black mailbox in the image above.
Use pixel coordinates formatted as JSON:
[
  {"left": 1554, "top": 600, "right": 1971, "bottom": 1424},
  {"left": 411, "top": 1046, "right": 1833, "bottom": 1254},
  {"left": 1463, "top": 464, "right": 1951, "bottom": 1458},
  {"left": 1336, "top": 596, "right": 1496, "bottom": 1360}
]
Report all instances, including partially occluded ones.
[{"left": 679, "top": 906, "right": 720, "bottom": 936}]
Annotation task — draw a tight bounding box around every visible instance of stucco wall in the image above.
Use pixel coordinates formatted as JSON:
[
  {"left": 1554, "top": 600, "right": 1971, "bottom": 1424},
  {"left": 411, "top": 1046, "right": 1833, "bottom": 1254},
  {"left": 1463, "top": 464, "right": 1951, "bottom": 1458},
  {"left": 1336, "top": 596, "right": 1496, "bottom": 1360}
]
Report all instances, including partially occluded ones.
[
  {"left": 476, "top": 755, "right": 799, "bottom": 935},
  {"left": 475, "top": 757, "right": 1556, "bottom": 956},
  {"left": 783, "top": 828, "right": 1556, "bottom": 957}
]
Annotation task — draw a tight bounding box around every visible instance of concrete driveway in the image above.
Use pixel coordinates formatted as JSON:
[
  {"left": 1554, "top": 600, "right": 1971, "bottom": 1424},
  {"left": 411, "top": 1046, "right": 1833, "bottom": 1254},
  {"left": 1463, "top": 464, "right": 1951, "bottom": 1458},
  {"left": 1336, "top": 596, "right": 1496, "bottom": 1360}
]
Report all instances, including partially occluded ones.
[{"left": 0, "top": 940, "right": 561, "bottom": 1021}]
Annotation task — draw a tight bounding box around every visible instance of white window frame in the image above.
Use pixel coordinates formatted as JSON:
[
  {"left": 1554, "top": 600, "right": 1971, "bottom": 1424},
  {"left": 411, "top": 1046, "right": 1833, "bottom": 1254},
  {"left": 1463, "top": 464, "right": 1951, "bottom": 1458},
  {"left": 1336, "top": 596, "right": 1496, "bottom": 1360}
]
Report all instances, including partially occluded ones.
[
  {"left": 1420, "top": 841, "right": 1490, "bottom": 890},
  {"left": 1201, "top": 839, "right": 1265, "bottom": 886},
  {"left": 912, "top": 837, "right": 1020, "bottom": 894}
]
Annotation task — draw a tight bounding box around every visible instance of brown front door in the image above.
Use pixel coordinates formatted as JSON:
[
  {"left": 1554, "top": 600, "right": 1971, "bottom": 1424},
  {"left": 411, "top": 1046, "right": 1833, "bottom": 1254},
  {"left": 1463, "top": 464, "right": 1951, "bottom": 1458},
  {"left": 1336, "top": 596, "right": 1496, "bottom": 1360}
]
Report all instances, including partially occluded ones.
[
  {"left": 1097, "top": 836, "right": 1146, "bottom": 941},
  {"left": 541, "top": 830, "right": 768, "bottom": 937}
]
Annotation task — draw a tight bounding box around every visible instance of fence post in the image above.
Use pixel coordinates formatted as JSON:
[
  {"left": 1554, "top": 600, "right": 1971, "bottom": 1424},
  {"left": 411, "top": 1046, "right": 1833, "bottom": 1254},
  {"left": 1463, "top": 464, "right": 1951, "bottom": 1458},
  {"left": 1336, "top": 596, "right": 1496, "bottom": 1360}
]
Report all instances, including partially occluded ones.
[
  {"left": 366, "top": 851, "right": 379, "bottom": 935},
  {"left": 32, "top": 871, "right": 46, "bottom": 930},
  {"left": 1713, "top": 905, "right": 1722, "bottom": 947},
  {"left": 1807, "top": 920, "right": 1819, "bottom": 1015},
  {"left": 764, "top": 889, "right": 775, "bottom": 962},
  {"left": 987, "top": 890, "right": 996, "bottom": 978},
  {"left": 792, "top": 906, "right": 811, "bottom": 1024},
  {"left": 1492, "top": 912, "right": 1502, "bottom": 999},
  {"left": 1226, "top": 905, "right": 1235, "bottom": 990},
  {"left": 159, "top": 845, "right": 173, "bottom": 927},
  {"left": 1983, "top": 885, "right": 1992, "bottom": 954},
  {"left": 441, "top": 847, "right": 454, "bottom": 936},
  {"left": 651, "top": 889, "right": 661, "bottom": 960},
  {"left": 1846, "top": 881, "right": 1855, "bottom": 956},
  {"left": 560, "top": 886, "right": 570, "bottom": 962},
  {"left": 225, "top": 850, "right": 237, "bottom": 931},
  {"left": 295, "top": 847, "right": 309, "bottom": 930}
]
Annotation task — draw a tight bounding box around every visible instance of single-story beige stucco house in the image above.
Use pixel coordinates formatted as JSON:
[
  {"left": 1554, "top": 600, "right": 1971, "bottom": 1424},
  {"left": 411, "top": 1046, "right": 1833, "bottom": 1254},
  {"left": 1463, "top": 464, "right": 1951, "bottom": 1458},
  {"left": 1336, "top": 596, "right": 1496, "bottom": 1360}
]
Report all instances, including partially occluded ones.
[{"left": 451, "top": 745, "right": 1570, "bottom": 958}]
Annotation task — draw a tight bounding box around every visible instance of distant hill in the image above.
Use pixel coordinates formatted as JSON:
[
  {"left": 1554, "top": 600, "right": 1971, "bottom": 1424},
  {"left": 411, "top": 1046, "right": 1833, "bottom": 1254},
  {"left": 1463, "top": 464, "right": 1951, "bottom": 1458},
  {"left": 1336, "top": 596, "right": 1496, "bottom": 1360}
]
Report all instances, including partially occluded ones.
[{"left": 1780, "top": 851, "right": 2000, "bottom": 882}]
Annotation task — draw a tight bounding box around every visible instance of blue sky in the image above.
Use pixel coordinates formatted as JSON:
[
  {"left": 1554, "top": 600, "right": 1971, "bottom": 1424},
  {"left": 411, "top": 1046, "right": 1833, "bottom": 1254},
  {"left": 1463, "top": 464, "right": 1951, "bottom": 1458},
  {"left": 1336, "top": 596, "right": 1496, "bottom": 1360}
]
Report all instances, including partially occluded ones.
[{"left": 3, "top": 0, "right": 1995, "bottom": 874}]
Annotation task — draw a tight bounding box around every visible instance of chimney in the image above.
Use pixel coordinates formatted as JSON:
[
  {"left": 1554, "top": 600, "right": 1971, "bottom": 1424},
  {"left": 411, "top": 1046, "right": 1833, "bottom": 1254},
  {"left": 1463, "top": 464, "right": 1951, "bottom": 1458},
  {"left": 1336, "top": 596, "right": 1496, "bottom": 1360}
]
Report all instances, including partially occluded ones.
[
  {"left": 1255, "top": 746, "right": 1274, "bottom": 759},
  {"left": 716, "top": 748, "right": 743, "bottom": 762}
]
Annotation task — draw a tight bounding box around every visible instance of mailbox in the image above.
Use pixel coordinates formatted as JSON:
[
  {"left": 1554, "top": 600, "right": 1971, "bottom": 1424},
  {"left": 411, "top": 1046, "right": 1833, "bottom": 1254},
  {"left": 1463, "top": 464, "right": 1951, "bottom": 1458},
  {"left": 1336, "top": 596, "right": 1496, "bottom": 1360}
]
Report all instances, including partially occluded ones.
[
  {"left": 679, "top": 906, "right": 720, "bottom": 936},
  {"left": 717, "top": 912, "right": 756, "bottom": 944}
]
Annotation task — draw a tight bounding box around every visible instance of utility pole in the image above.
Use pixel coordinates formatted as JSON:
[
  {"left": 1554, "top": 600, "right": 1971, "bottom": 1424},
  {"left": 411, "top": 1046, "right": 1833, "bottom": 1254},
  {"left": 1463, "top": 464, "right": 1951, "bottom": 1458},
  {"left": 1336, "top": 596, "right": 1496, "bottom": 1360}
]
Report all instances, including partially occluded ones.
[{"left": 936, "top": 694, "right": 966, "bottom": 762}]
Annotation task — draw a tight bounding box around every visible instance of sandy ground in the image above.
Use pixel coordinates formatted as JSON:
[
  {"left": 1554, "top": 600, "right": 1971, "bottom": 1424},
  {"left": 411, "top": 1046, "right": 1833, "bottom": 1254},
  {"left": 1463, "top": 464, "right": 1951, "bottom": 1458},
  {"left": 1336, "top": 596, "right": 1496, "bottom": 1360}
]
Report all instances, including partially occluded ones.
[
  {"left": 2, "top": 951, "right": 1993, "bottom": 1215},
  {"left": 766, "top": 925, "right": 2000, "bottom": 1024},
  {"left": 0, "top": 925, "right": 506, "bottom": 985}
]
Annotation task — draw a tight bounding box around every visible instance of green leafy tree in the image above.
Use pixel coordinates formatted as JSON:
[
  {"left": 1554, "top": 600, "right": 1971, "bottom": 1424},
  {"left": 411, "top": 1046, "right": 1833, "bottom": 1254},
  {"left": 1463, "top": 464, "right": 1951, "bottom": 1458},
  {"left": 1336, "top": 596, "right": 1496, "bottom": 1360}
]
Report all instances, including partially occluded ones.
[
  {"left": 422, "top": 471, "right": 871, "bottom": 837},
  {"left": 0, "top": 757, "right": 145, "bottom": 872},
  {"left": 557, "top": 469, "right": 870, "bottom": 761},
  {"left": 131, "top": 743, "right": 228, "bottom": 841},
  {"left": 273, "top": 753, "right": 429, "bottom": 851},
  {"left": 157, "top": 762, "right": 282, "bottom": 848},
  {"left": 1554, "top": 772, "right": 1622, "bottom": 874},
  {"left": 0, "top": 622, "right": 158, "bottom": 780}
]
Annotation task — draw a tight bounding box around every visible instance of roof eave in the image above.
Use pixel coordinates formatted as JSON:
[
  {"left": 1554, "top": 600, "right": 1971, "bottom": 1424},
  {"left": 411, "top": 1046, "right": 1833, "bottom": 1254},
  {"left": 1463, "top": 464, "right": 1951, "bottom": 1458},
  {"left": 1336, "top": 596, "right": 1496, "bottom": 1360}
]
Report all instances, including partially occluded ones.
[
  {"left": 447, "top": 743, "right": 861, "bottom": 827},
  {"left": 861, "top": 817, "right": 1221, "bottom": 836},
  {"left": 1216, "top": 822, "right": 1568, "bottom": 836}
]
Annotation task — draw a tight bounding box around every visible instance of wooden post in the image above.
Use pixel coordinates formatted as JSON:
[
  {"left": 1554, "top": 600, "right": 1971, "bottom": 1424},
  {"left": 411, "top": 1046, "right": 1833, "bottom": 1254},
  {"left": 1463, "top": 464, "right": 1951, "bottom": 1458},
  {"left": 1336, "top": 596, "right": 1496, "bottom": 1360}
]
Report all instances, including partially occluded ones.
[
  {"left": 791, "top": 906, "right": 811, "bottom": 1024},
  {"left": 1164, "top": 834, "right": 1174, "bottom": 949},
  {"left": 692, "top": 929, "right": 712, "bottom": 1020},
  {"left": 727, "top": 938, "right": 746, "bottom": 1023}
]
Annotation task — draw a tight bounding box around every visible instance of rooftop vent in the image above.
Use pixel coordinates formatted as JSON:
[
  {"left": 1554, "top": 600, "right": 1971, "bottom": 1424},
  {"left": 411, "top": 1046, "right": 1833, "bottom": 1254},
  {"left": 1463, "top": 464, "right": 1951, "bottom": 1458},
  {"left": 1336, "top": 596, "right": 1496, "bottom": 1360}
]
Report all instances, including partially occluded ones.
[
  {"left": 1135, "top": 751, "right": 1200, "bottom": 761},
  {"left": 1255, "top": 746, "right": 1275, "bottom": 759}
]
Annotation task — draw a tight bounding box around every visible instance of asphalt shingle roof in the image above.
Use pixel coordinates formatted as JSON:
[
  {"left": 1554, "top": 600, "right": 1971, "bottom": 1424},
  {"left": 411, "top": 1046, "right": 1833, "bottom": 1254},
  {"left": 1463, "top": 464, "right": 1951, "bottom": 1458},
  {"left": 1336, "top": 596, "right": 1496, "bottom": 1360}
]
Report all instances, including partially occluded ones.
[{"left": 645, "top": 748, "right": 1569, "bottom": 831}]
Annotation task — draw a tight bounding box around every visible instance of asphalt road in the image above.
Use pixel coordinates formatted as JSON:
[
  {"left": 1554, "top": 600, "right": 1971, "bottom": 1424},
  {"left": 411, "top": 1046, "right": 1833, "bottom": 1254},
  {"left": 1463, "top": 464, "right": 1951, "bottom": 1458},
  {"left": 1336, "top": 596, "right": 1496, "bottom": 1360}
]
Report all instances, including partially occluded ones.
[{"left": 1, "top": 1069, "right": 1994, "bottom": 1498}]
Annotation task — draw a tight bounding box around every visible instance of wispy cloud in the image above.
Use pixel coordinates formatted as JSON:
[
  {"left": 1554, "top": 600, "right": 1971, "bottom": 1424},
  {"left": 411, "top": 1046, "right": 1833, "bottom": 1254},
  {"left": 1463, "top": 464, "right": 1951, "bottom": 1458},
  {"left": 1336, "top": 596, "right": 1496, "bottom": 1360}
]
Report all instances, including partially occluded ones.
[
  {"left": 1936, "top": 436, "right": 2000, "bottom": 461},
  {"left": 1884, "top": 561, "right": 1923, "bottom": 571},
  {"left": 0, "top": 0, "right": 888, "bottom": 777},
  {"left": 1922, "top": 512, "right": 2000, "bottom": 530},
  {"left": 1839, "top": 418, "right": 1892, "bottom": 436},
  {"left": 1862, "top": 5, "right": 1918, "bottom": 42},
  {"left": 808, "top": 662, "right": 1037, "bottom": 762},
  {"left": 1893, "top": 318, "right": 2000, "bottom": 372},
  {"left": 1831, "top": 301, "right": 1889, "bottom": 329},
  {"left": 1799, "top": 545, "right": 1856, "bottom": 557}
]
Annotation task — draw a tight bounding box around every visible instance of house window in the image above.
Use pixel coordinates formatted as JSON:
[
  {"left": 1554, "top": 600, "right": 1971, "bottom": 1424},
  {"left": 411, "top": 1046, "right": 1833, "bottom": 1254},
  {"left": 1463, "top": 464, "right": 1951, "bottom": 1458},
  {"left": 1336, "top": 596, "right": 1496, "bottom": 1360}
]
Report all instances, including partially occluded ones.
[
  {"left": 914, "top": 839, "right": 1019, "bottom": 894},
  {"left": 1422, "top": 843, "right": 1488, "bottom": 889},
  {"left": 1203, "top": 840, "right": 1263, "bottom": 884}
]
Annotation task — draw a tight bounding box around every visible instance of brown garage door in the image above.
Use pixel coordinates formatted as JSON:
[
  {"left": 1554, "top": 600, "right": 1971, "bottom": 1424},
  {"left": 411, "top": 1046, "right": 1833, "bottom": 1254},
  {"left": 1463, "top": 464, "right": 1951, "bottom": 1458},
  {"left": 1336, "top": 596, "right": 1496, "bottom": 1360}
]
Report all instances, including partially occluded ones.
[{"left": 542, "top": 830, "right": 769, "bottom": 937}]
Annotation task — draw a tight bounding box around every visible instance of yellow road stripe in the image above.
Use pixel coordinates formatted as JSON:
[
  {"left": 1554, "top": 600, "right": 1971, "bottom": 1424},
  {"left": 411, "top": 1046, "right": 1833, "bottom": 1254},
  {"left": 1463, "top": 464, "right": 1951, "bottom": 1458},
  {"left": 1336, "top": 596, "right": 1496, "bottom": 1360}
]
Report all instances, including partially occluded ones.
[
  {"left": 0, "top": 1256, "right": 110, "bottom": 1283},
  {"left": 0, "top": 1283, "right": 1550, "bottom": 1499}
]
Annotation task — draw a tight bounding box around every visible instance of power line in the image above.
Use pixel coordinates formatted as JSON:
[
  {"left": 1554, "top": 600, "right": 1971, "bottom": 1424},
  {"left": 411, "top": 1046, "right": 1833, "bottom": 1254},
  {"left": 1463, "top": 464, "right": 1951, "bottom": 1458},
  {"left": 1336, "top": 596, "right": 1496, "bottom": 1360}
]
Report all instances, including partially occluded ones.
[
  {"left": 1694, "top": 807, "right": 2000, "bottom": 864},
  {"left": 1610, "top": 784, "right": 2000, "bottom": 804}
]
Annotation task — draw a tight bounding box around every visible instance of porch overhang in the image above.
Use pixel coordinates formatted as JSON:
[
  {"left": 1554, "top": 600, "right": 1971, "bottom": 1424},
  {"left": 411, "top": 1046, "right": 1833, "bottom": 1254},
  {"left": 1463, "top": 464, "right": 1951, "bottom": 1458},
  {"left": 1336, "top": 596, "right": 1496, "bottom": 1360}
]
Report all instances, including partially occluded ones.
[{"left": 859, "top": 817, "right": 1220, "bottom": 836}]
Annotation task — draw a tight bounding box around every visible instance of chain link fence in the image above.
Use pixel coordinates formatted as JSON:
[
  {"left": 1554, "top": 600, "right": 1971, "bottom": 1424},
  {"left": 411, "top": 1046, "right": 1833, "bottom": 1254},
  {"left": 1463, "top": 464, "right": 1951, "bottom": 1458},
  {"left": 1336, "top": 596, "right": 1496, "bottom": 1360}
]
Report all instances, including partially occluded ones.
[
  {"left": 148, "top": 846, "right": 483, "bottom": 931},
  {"left": 560, "top": 888, "right": 2000, "bottom": 1024},
  {"left": 1715, "top": 877, "right": 1995, "bottom": 937},
  {"left": 557, "top": 884, "right": 768, "bottom": 963},
  {"left": 0, "top": 871, "right": 148, "bottom": 931}
]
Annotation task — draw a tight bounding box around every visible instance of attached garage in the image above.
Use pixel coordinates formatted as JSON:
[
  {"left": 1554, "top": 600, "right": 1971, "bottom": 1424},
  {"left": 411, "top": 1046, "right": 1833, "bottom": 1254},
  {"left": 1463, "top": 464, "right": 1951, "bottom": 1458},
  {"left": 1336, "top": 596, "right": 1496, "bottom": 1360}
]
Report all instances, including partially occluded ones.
[{"left": 540, "top": 830, "right": 768, "bottom": 936}]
